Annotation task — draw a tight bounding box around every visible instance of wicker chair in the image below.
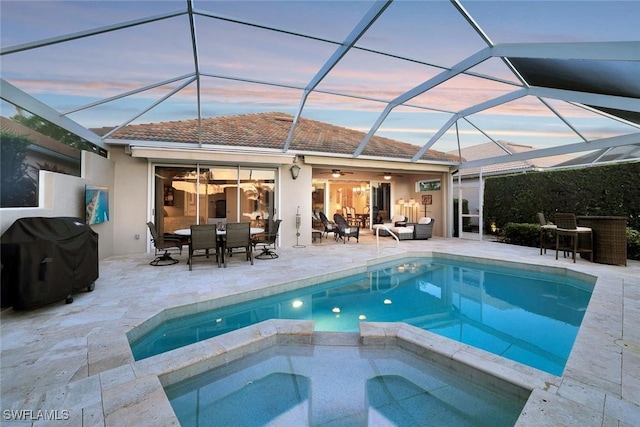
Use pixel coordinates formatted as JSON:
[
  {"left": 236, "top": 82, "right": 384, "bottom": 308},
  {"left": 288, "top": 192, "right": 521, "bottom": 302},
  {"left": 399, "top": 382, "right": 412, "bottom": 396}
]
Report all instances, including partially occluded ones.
[
  {"left": 318, "top": 211, "right": 337, "bottom": 239},
  {"left": 333, "top": 213, "right": 359, "bottom": 244},
  {"left": 412, "top": 217, "right": 435, "bottom": 240},
  {"left": 189, "top": 224, "right": 222, "bottom": 270},
  {"left": 555, "top": 213, "right": 593, "bottom": 263},
  {"left": 538, "top": 212, "right": 557, "bottom": 255}
]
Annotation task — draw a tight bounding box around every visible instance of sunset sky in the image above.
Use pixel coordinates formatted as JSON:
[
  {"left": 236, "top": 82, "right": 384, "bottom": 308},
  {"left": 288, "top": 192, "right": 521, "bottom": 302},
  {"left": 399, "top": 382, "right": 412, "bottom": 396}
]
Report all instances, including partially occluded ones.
[{"left": 1, "top": 0, "right": 639, "bottom": 154}]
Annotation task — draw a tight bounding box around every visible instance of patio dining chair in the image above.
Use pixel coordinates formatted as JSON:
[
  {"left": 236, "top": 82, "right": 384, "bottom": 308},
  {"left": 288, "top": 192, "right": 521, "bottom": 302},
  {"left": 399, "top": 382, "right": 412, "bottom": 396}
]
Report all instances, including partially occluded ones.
[
  {"left": 223, "top": 222, "right": 253, "bottom": 267},
  {"left": 188, "top": 224, "right": 222, "bottom": 270},
  {"left": 253, "top": 219, "right": 282, "bottom": 259},
  {"left": 146, "top": 221, "right": 182, "bottom": 266},
  {"left": 555, "top": 213, "right": 593, "bottom": 263}
]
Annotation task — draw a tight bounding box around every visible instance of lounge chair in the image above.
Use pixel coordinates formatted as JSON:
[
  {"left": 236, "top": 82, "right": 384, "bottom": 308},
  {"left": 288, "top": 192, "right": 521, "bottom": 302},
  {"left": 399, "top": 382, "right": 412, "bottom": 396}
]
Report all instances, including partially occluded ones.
[
  {"left": 372, "top": 214, "right": 406, "bottom": 237},
  {"left": 147, "top": 221, "right": 182, "bottom": 266}
]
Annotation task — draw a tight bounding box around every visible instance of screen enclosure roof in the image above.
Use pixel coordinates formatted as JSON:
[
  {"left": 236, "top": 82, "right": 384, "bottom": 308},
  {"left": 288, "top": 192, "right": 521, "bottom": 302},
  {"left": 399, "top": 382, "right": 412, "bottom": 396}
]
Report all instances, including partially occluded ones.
[{"left": 1, "top": 0, "right": 639, "bottom": 169}]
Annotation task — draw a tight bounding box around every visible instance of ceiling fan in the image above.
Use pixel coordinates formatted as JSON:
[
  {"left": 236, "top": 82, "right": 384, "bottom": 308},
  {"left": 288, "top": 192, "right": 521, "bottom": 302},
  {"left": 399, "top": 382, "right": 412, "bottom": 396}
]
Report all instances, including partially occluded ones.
[
  {"left": 376, "top": 172, "right": 403, "bottom": 180},
  {"left": 318, "top": 169, "right": 353, "bottom": 178}
]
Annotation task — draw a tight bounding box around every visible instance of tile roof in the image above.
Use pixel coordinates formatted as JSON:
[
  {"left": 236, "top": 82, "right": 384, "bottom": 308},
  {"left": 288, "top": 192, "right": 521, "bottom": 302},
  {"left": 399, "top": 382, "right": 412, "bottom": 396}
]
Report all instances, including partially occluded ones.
[
  {"left": 92, "top": 112, "right": 458, "bottom": 163},
  {"left": 1, "top": 116, "right": 79, "bottom": 159}
]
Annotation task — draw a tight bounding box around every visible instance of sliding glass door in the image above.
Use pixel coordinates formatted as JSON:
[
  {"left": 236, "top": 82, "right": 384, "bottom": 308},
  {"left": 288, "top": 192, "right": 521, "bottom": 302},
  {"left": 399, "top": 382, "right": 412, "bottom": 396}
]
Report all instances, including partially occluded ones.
[
  {"left": 370, "top": 181, "right": 391, "bottom": 224},
  {"left": 155, "top": 165, "right": 276, "bottom": 234}
]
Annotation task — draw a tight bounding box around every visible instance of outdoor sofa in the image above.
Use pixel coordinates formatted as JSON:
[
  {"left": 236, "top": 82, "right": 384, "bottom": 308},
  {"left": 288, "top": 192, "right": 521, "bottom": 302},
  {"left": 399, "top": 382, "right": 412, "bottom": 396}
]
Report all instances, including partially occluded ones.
[{"left": 373, "top": 216, "right": 434, "bottom": 240}]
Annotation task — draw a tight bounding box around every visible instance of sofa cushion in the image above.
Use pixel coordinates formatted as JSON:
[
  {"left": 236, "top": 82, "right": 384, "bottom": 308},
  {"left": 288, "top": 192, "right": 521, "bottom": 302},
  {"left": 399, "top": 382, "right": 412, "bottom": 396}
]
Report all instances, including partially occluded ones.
[
  {"left": 418, "top": 217, "right": 432, "bottom": 224},
  {"left": 391, "top": 226, "right": 414, "bottom": 240},
  {"left": 390, "top": 214, "right": 405, "bottom": 224}
]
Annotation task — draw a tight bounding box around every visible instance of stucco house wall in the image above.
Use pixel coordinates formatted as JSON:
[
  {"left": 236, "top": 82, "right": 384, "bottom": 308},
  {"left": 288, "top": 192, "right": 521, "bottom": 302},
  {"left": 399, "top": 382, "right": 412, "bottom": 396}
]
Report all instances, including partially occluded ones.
[
  {"left": 106, "top": 145, "right": 315, "bottom": 255},
  {"left": 110, "top": 146, "right": 149, "bottom": 255}
]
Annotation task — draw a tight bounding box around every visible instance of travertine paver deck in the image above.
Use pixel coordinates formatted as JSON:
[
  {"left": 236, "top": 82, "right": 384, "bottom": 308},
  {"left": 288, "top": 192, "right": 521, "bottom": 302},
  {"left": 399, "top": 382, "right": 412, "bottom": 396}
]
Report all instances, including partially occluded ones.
[{"left": 1, "top": 234, "right": 639, "bottom": 425}]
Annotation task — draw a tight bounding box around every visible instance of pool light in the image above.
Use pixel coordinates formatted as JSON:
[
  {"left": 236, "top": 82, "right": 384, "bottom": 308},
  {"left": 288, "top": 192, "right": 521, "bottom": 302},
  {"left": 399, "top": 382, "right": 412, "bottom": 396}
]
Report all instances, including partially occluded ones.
[
  {"left": 383, "top": 299, "right": 392, "bottom": 305},
  {"left": 292, "top": 300, "right": 303, "bottom": 308},
  {"left": 332, "top": 307, "right": 341, "bottom": 313}
]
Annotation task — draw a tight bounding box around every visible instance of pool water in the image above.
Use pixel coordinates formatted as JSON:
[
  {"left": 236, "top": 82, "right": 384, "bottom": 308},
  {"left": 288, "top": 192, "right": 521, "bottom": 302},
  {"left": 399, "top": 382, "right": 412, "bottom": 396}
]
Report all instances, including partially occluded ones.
[
  {"left": 131, "top": 257, "right": 593, "bottom": 375},
  {"left": 164, "top": 343, "right": 528, "bottom": 427}
]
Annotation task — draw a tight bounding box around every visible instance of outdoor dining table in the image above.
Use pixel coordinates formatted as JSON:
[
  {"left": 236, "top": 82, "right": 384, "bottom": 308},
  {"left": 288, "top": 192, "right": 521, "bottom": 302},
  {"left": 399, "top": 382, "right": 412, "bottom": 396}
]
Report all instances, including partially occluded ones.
[
  {"left": 174, "top": 227, "right": 264, "bottom": 267},
  {"left": 173, "top": 227, "right": 265, "bottom": 236}
]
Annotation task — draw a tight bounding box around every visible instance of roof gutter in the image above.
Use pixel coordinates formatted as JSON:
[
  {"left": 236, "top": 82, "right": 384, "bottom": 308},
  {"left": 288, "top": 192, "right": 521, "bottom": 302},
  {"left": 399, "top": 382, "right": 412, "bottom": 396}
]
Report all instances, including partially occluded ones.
[
  {"left": 303, "top": 154, "right": 453, "bottom": 173},
  {"left": 129, "top": 146, "right": 295, "bottom": 166},
  {"left": 106, "top": 139, "right": 459, "bottom": 169}
]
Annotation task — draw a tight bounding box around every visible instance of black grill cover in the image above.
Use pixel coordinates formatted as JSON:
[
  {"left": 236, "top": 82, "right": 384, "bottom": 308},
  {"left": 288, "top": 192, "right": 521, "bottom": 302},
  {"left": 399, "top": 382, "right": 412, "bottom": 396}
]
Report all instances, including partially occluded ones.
[{"left": 1, "top": 217, "right": 98, "bottom": 309}]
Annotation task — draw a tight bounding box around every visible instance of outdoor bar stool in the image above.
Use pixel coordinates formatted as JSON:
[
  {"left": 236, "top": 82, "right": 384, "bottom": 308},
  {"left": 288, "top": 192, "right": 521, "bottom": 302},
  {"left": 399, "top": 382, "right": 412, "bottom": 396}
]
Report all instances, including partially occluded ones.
[
  {"left": 555, "top": 213, "right": 593, "bottom": 263},
  {"left": 537, "top": 212, "right": 557, "bottom": 255}
]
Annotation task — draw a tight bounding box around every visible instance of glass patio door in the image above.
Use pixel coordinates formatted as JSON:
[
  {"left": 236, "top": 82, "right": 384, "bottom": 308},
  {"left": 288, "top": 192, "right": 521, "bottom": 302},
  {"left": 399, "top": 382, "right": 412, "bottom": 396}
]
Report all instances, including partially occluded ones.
[
  {"left": 370, "top": 181, "right": 391, "bottom": 224},
  {"left": 154, "top": 165, "right": 276, "bottom": 234},
  {"left": 155, "top": 166, "right": 198, "bottom": 234}
]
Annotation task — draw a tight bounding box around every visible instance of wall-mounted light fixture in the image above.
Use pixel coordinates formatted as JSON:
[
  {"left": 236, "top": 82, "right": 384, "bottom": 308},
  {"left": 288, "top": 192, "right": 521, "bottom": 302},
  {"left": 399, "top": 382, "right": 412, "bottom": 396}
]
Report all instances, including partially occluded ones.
[{"left": 290, "top": 164, "right": 300, "bottom": 180}]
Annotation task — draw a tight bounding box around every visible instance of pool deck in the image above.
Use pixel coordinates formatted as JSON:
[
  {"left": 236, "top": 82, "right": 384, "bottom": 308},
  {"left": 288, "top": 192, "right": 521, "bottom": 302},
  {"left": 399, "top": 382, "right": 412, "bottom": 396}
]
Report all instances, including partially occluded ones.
[{"left": 1, "top": 233, "right": 639, "bottom": 426}]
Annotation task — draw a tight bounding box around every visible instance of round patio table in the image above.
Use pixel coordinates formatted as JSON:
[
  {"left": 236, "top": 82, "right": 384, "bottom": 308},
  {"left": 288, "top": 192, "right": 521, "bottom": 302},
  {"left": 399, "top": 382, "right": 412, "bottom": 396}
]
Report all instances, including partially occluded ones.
[{"left": 173, "top": 227, "right": 264, "bottom": 236}]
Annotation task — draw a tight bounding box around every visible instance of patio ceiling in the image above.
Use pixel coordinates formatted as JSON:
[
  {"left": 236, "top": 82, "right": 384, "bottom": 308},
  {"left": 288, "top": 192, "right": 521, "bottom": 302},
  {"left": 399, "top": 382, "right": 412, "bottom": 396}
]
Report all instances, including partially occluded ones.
[{"left": 1, "top": 0, "right": 639, "bottom": 168}]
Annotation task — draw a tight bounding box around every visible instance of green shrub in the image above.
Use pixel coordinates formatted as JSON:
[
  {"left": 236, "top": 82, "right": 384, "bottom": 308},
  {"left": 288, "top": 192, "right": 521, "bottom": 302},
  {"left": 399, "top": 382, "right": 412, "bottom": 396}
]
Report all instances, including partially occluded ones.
[
  {"left": 499, "top": 223, "right": 540, "bottom": 247},
  {"left": 484, "top": 162, "right": 640, "bottom": 230},
  {"left": 482, "top": 162, "right": 640, "bottom": 261},
  {"left": 628, "top": 228, "right": 640, "bottom": 260}
]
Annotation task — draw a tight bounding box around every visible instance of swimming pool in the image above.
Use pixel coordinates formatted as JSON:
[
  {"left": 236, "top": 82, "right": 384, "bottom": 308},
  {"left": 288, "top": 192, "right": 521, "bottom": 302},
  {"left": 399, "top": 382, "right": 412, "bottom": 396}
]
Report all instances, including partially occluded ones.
[{"left": 130, "top": 256, "right": 594, "bottom": 375}]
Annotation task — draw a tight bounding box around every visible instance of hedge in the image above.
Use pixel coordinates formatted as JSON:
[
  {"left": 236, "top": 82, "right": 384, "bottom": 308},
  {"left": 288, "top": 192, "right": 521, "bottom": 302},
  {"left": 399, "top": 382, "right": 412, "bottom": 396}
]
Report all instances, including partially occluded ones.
[
  {"left": 484, "top": 162, "right": 640, "bottom": 261},
  {"left": 498, "top": 223, "right": 640, "bottom": 261},
  {"left": 484, "top": 162, "right": 640, "bottom": 231}
]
